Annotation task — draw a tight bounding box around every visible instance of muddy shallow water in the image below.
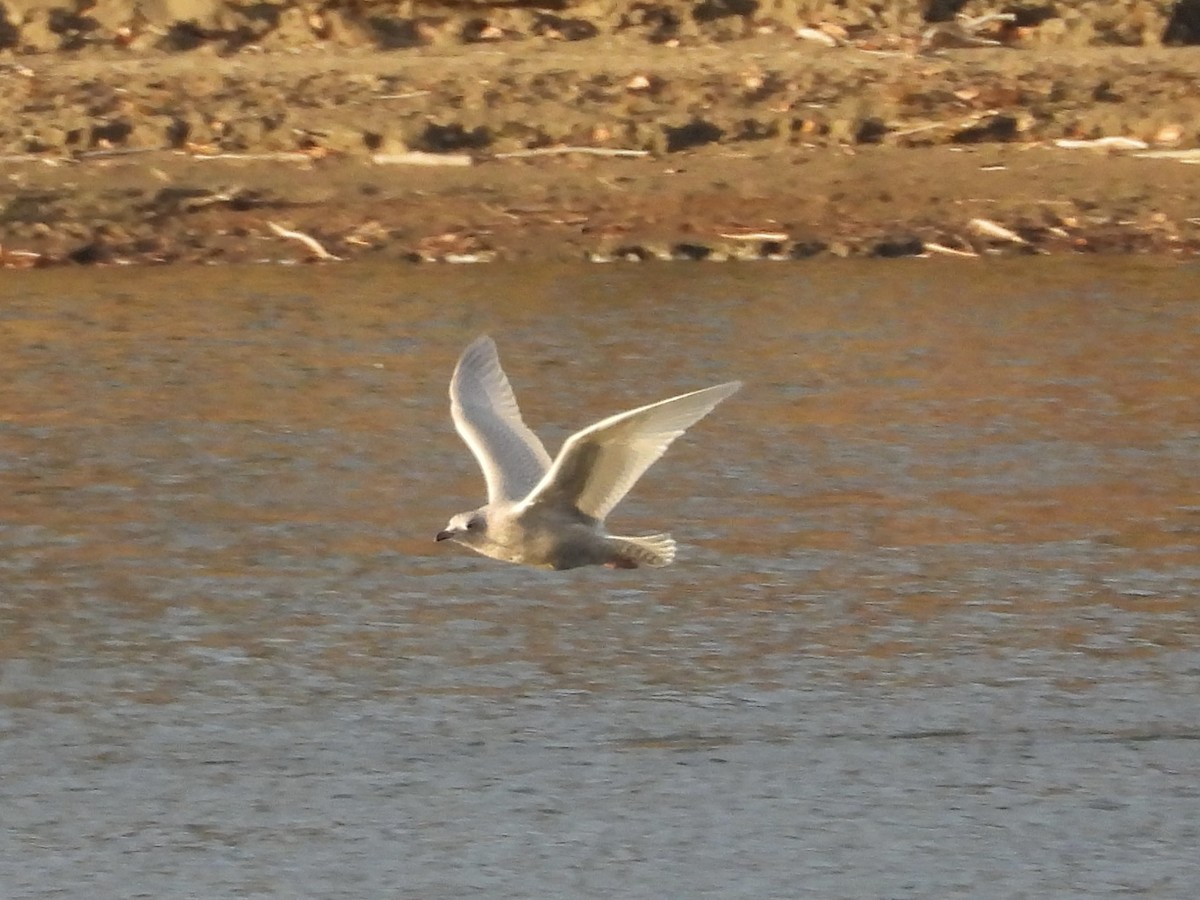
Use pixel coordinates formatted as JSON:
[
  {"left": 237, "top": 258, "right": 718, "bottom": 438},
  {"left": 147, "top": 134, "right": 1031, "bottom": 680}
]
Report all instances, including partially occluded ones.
[{"left": 2, "top": 259, "right": 1199, "bottom": 898}]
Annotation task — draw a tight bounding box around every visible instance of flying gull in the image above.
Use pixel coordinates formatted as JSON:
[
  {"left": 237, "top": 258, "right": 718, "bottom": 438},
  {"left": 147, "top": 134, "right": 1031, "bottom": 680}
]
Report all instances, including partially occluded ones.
[{"left": 435, "top": 336, "right": 740, "bottom": 570}]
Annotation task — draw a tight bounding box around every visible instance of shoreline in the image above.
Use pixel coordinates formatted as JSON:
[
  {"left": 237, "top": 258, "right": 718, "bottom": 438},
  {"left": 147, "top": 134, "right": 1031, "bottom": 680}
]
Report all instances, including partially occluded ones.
[
  {"left": 2, "top": 17, "right": 1199, "bottom": 267},
  {"left": 3, "top": 139, "right": 1197, "bottom": 267}
]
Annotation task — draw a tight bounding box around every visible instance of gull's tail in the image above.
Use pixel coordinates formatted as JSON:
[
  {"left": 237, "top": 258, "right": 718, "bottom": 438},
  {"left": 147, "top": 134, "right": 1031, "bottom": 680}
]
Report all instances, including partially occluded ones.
[{"left": 607, "top": 533, "right": 677, "bottom": 568}]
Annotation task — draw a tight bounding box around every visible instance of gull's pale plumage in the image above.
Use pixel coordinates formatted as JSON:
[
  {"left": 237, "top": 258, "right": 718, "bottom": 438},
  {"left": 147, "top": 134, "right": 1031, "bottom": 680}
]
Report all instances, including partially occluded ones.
[
  {"left": 449, "top": 334, "right": 551, "bottom": 505},
  {"left": 436, "top": 336, "right": 739, "bottom": 570}
]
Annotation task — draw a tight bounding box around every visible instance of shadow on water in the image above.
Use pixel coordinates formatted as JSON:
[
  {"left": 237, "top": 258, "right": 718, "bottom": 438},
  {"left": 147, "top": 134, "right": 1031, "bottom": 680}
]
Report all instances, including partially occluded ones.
[{"left": 1, "top": 259, "right": 1198, "bottom": 897}]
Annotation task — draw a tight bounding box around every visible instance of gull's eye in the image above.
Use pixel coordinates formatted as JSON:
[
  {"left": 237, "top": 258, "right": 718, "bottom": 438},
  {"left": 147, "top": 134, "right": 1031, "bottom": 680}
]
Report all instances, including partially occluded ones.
[{"left": 466, "top": 518, "right": 481, "bottom": 531}]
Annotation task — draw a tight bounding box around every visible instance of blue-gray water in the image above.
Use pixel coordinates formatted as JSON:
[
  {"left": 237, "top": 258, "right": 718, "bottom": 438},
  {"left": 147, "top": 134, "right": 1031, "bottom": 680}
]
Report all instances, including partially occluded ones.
[{"left": 2, "top": 259, "right": 1198, "bottom": 898}]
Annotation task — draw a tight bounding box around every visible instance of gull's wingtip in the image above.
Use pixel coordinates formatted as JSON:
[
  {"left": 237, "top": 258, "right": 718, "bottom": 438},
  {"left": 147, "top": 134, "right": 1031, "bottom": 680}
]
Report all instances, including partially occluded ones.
[
  {"left": 461, "top": 334, "right": 496, "bottom": 356},
  {"left": 670, "top": 380, "right": 741, "bottom": 401},
  {"left": 695, "top": 380, "right": 742, "bottom": 403},
  {"left": 453, "top": 335, "right": 501, "bottom": 377}
]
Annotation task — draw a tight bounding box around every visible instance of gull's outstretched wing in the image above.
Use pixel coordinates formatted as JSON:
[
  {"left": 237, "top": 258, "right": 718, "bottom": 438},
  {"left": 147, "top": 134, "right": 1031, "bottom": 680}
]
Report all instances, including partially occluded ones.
[
  {"left": 450, "top": 336, "right": 552, "bottom": 504},
  {"left": 521, "top": 381, "right": 741, "bottom": 522}
]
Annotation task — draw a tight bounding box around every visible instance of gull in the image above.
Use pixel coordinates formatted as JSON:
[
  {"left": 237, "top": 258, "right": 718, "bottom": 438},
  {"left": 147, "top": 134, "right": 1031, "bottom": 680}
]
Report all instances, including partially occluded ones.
[{"left": 435, "top": 336, "right": 740, "bottom": 570}]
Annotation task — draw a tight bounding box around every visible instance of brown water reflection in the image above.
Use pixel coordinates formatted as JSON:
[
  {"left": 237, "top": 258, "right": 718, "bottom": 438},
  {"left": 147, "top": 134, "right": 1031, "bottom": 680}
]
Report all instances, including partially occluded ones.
[{"left": 1, "top": 260, "right": 1198, "bottom": 898}]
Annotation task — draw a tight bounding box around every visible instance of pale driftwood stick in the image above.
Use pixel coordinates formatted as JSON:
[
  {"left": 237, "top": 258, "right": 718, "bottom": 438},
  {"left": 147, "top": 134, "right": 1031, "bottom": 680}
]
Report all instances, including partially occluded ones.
[
  {"left": 717, "top": 231, "right": 790, "bottom": 241},
  {"left": 1132, "top": 149, "right": 1200, "bottom": 163},
  {"left": 961, "top": 12, "right": 1016, "bottom": 30},
  {"left": 919, "top": 12, "right": 1015, "bottom": 52},
  {"left": 193, "top": 152, "right": 315, "bottom": 162},
  {"left": 0, "top": 245, "right": 44, "bottom": 266},
  {"left": 266, "top": 221, "right": 342, "bottom": 261},
  {"left": 371, "top": 151, "right": 474, "bottom": 167},
  {"left": 968, "top": 217, "right": 1027, "bottom": 245},
  {"left": 491, "top": 146, "right": 650, "bottom": 160},
  {"left": 923, "top": 241, "right": 979, "bottom": 258},
  {"left": 0, "top": 153, "right": 65, "bottom": 164},
  {"left": 180, "top": 189, "right": 242, "bottom": 211},
  {"left": 889, "top": 122, "right": 949, "bottom": 139},
  {"left": 794, "top": 27, "right": 839, "bottom": 47},
  {"left": 1054, "top": 137, "right": 1148, "bottom": 150},
  {"left": 77, "top": 147, "right": 157, "bottom": 160}
]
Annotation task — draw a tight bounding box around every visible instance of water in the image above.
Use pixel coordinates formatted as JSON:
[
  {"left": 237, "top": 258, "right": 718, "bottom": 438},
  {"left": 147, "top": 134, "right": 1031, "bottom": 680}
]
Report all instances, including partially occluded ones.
[{"left": 2, "top": 259, "right": 1198, "bottom": 898}]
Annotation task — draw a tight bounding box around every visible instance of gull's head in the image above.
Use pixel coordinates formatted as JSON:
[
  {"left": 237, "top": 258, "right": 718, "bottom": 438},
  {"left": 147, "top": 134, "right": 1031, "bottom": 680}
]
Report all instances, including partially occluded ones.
[{"left": 435, "top": 509, "right": 489, "bottom": 547}]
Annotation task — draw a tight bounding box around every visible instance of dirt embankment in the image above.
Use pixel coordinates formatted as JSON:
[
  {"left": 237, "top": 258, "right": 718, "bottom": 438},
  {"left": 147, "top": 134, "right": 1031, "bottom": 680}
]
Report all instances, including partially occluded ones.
[{"left": 1, "top": 0, "right": 1200, "bottom": 266}]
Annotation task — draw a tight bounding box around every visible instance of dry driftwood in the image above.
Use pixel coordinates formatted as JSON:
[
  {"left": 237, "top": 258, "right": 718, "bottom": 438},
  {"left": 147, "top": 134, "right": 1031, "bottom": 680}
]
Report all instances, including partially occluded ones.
[{"left": 266, "top": 221, "right": 342, "bottom": 261}]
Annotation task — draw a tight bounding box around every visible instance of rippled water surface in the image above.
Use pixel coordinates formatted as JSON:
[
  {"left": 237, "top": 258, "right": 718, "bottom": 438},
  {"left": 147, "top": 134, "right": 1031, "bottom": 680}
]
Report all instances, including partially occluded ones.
[{"left": 2, "top": 260, "right": 1199, "bottom": 898}]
